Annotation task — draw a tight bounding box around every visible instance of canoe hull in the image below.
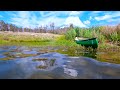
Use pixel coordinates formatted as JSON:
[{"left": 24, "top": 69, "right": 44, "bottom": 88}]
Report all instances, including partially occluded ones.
[{"left": 75, "top": 38, "right": 98, "bottom": 49}]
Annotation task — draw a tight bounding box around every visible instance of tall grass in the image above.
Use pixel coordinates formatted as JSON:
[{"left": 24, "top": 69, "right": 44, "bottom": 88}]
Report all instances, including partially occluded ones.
[
  {"left": 65, "top": 28, "right": 76, "bottom": 40},
  {"left": 0, "top": 32, "right": 78, "bottom": 47},
  {"left": 101, "top": 25, "right": 120, "bottom": 42},
  {"left": 54, "top": 35, "right": 78, "bottom": 46},
  {"left": 0, "top": 24, "right": 120, "bottom": 49},
  {"left": 65, "top": 24, "right": 120, "bottom": 44}
]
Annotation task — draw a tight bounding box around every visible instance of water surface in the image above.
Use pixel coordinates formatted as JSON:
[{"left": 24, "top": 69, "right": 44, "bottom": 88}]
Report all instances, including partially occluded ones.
[{"left": 0, "top": 46, "right": 120, "bottom": 79}]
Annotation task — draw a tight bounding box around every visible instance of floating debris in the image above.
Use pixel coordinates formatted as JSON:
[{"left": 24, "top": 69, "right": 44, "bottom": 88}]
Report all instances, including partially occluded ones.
[{"left": 0, "top": 57, "right": 14, "bottom": 60}]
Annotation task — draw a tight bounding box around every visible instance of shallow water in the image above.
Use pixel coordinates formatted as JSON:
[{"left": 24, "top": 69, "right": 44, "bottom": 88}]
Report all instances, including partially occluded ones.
[{"left": 0, "top": 46, "right": 120, "bottom": 79}]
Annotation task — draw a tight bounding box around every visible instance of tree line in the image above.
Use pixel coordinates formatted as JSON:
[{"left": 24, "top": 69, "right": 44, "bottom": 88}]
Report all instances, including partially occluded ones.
[{"left": 0, "top": 20, "right": 73, "bottom": 35}]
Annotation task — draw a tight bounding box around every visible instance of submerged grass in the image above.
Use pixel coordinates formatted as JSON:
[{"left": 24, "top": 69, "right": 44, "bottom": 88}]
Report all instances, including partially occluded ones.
[
  {"left": 0, "top": 35, "right": 120, "bottom": 52},
  {"left": 0, "top": 33, "right": 78, "bottom": 47}
]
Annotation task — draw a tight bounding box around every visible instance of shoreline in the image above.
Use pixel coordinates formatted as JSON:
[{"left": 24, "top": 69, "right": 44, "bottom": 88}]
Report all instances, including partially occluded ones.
[{"left": 0, "top": 31, "right": 120, "bottom": 51}]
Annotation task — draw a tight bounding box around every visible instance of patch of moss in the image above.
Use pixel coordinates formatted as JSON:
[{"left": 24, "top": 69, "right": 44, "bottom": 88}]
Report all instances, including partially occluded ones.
[
  {"left": 36, "top": 65, "right": 47, "bottom": 69},
  {"left": 32, "top": 58, "right": 48, "bottom": 61},
  {"left": 18, "top": 54, "right": 37, "bottom": 58},
  {"left": 3, "top": 52, "right": 37, "bottom": 58},
  {"left": 0, "top": 57, "right": 14, "bottom": 60}
]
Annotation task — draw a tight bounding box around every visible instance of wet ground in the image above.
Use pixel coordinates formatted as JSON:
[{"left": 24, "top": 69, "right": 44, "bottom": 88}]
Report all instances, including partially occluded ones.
[{"left": 0, "top": 46, "right": 120, "bottom": 79}]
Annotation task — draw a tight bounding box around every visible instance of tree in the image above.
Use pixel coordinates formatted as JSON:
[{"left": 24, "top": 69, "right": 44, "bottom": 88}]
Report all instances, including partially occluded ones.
[
  {"left": 7, "top": 24, "right": 10, "bottom": 31},
  {"left": 0, "top": 20, "right": 6, "bottom": 31},
  {"left": 70, "top": 23, "right": 74, "bottom": 29},
  {"left": 50, "top": 22, "right": 55, "bottom": 33},
  {"left": 22, "top": 28, "right": 24, "bottom": 32},
  {"left": 50, "top": 23, "right": 55, "bottom": 30}
]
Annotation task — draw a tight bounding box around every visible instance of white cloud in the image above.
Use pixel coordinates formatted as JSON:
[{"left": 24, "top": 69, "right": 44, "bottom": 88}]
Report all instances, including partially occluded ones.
[
  {"left": 40, "top": 11, "right": 56, "bottom": 18},
  {"left": 94, "top": 11, "right": 120, "bottom": 21},
  {"left": 40, "top": 11, "right": 70, "bottom": 18},
  {"left": 9, "top": 11, "right": 67, "bottom": 29},
  {"left": 95, "top": 15, "right": 111, "bottom": 21},
  {"left": 6, "top": 11, "right": 120, "bottom": 28},
  {"left": 107, "top": 18, "right": 120, "bottom": 23},
  {"left": 10, "top": 11, "right": 31, "bottom": 28},
  {"left": 92, "top": 11, "right": 102, "bottom": 13},
  {"left": 89, "top": 11, "right": 103, "bottom": 17},
  {"left": 83, "top": 20, "right": 90, "bottom": 25},
  {"left": 64, "top": 16, "right": 86, "bottom": 27},
  {"left": 9, "top": 11, "right": 86, "bottom": 29},
  {"left": 89, "top": 16, "right": 92, "bottom": 20},
  {"left": 37, "top": 16, "right": 65, "bottom": 27},
  {"left": 112, "top": 12, "right": 120, "bottom": 17},
  {"left": 69, "top": 11, "right": 80, "bottom": 16}
]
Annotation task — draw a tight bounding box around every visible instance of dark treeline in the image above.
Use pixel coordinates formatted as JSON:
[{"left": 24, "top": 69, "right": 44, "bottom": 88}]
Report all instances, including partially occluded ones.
[{"left": 0, "top": 20, "right": 72, "bottom": 35}]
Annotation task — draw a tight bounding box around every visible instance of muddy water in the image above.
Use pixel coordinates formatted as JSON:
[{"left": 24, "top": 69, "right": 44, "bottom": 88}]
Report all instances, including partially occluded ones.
[{"left": 0, "top": 46, "right": 120, "bottom": 79}]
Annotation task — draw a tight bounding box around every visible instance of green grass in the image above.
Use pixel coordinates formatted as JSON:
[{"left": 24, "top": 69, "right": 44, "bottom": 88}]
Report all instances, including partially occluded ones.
[
  {"left": 65, "top": 28, "right": 76, "bottom": 40},
  {"left": 65, "top": 25, "right": 120, "bottom": 44},
  {"left": 54, "top": 35, "right": 78, "bottom": 46},
  {"left": 0, "top": 27, "right": 120, "bottom": 51},
  {"left": 0, "top": 33, "right": 78, "bottom": 47},
  {"left": 0, "top": 34, "right": 119, "bottom": 51}
]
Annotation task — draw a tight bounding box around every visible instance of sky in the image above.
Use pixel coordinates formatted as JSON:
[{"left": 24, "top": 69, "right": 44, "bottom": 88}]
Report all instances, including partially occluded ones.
[{"left": 0, "top": 11, "right": 120, "bottom": 29}]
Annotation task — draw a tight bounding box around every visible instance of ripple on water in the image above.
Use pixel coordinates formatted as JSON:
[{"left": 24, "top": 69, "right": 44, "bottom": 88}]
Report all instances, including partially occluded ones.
[
  {"left": 0, "top": 46, "right": 120, "bottom": 79},
  {"left": 0, "top": 54, "right": 6, "bottom": 58}
]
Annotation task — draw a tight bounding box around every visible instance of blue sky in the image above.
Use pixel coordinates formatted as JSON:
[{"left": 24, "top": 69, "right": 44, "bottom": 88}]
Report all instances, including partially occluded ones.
[{"left": 0, "top": 11, "right": 120, "bottom": 29}]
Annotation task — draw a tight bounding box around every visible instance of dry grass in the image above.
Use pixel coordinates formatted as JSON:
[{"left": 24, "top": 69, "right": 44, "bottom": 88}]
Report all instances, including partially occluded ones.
[
  {"left": 100, "top": 25, "right": 119, "bottom": 37},
  {"left": 0, "top": 31, "right": 61, "bottom": 38},
  {"left": 0, "top": 31, "right": 62, "bottom": 42}
]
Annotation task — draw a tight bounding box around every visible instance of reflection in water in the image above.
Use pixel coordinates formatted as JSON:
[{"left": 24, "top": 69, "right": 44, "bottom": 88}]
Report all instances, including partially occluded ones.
[
  {"left": 83, "top": 51, "right": 97, "bottom": 58},
  {"left": 0, "top": 46, "right": 120, "bottom": 79},
  {"left": 64, "top": 68, "right": 78, "bottom": 77},
  {"left": 36, "top": 60, "right": 47, "bottom": 69}
]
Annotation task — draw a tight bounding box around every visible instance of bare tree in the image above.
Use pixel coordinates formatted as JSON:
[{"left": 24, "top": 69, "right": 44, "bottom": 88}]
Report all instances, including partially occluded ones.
[
  {"left": 22, "top": 28, "right": 24, "bottom": 32},
  {"left": 50, "top": 22, "right": 55, "bottom": 33},
  {"left": 0, "top": 20, "right": 6, "bottom": 31}
]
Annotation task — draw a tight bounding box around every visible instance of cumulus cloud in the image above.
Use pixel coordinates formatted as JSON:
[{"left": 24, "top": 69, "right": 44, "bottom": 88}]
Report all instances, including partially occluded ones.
[
  {"left": 9, "top": 11, "right": 68, "bottom": 28},
  {"left": 63, "top": 11, "right": 86, "bottom": 27},
  {"left": 8, "top": 11, "right": 86, "bottom": 29},
  {"left": 7, "top": 11, "right": 120, "bottom": 29},
  {"left": 83, "top": 20, "right": 90, "bottom": 25},
  {"left": 64, "top": 16, "right": 86, "bottom": 27}
]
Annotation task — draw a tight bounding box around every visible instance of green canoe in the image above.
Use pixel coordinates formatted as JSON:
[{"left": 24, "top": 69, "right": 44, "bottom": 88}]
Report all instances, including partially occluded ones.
[{"left": 75, "top": 37, "right": 98, "bottom": 49}]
